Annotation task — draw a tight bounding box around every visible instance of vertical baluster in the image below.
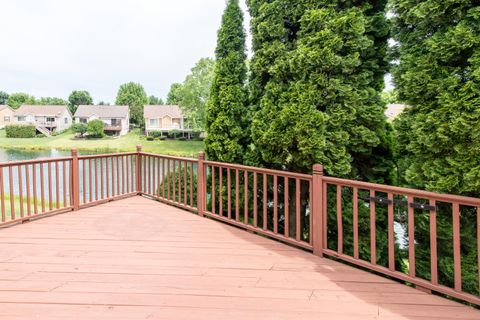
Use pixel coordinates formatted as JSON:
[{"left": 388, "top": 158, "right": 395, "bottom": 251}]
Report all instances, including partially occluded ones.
[
  {"left": 8, "top": 166, "right": 15, "bottom": 219},
  {"left": 157, "top": 158, "right": 161, "bottom": 197},
  {"left": 62, "top": 161, "right": 67, "bottom": 207},
  {"left": 370, "top": 190, "right": 376, "bottom": 265},
  {"left": 323, "top": 182, "right": 328, "bottom": 250},
  {"left": 18, "top": 165, "right": 24, "bottom": 217},
  {"left": 116, "top": 156, "right": 120, "bottom": 196},
  {"left": 353, "top": 187, "right": 359, "bottom": 259},
  {"left": 190, "top": 162, "right": 193, "bottom": 207},
  {"left": 40, "top": 163, "right": 45, "bottom": 212},
  {"left": 162, "top": 158, "right": 166, "bottom": 198},
  {"left": 244, "top": 170, "right": 248, "bottom": 224},
  {"left": 172, "top": 160, "right": 176, "bottom": 201},
  {"left": 167, "top": 159, "right": 170, "bottom": 200},
  {"left": 273, "top": 175, "right": 278, "bottom": 233},
  {"left": 227, "top": 168, "right": 231, "bottom": 219},
  {"left": 111, "top": 157, "right": 115, "bottom": 196},
  {"left": 211, "top": 166, "right": 215, "bottom": 214},
  {"left": 337, "top": 185, "right": 343, "bottom": 254},
  {"left": 184, "top": 161, "right": 187, "bottom": 206},
  {"left": 235, "top": 169, "right": 239, "bottom": 221},
  {"left": 295, "top": 178, "right": 300, "bottom": 241},
  {"left": 106, "top": 158, "right": 110, "bottom": 198},
  {"left": 123, "top": 156, "right": 126, "bottom": 195},
  {"left": 478, "top": 206, "right": 480, "bottom": 295},
  {"left": 55, "top": 162, "right": 60, "bottom": 209},
  {"left": 407, "top": 195, "right": 415, "bottom": 277},
  {"left": 127, "top": 156, "right": 131, "bottom": 194},
  {"left": 88, "top": 159, "right": 92, "bottom": 202},
  {"left": 178, "top": 160, "right": 181, "bottom": 203},
  {"left": 147, "top": 156, "right": 151, "bottom": 195},
  {"left": 219, "top": 167, "right": 223, "bottom": 215},
  {"left": 48, "top": 162, "right": 53, "bottom": 210},
  {"left": 100, "top": 158, "right": 104, "bottom": 199},
  {"left": 33, "top": 164, "right": 38, "bottom": 214},
  {"left": 94, "top": 159, "right": 98, "bottom": 201},
  {"left": 284, "top": 177, "right": 289, "bottom": 237},
  {"left": 253, "top": 172, "right": 258, "bottom": 227},
  {"left": 452, "top": 203, "right": 461, "bottom": 291},
  {"left": 309, "top": 180, "right": 313, "bottom": 245},
  {"left": 131, "top": 155, "right": 134, "bottom": 193},
  {"left": 263, "top": 173, "right": 267, "bottom": 230},
  {"left": 0, "top": 167, "right": 5, "bottom": 222},
  {"left": 26, "top": 164, "right": 31, "bottom": 215},
  {"left": 388, "top": 193, "right": 395, "bottom": 271},
  {"left": 430, "top": 199, "right": 438, "bottom": 285}
]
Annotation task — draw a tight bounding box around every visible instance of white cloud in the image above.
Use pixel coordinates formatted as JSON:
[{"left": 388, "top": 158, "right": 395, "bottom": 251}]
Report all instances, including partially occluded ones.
[{"left": 0, "top": 0, "right": 251, "bottom": 103}]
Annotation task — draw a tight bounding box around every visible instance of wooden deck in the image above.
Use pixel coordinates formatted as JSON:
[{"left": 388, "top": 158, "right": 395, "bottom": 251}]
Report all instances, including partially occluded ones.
[{"left": 0, "top": 197, "right": 478, "bottom": 320}]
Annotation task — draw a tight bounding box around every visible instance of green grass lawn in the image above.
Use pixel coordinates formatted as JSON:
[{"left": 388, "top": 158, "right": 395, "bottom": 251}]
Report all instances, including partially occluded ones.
[{"left": 0, "top": 129, "right": 204, "bottom": 157}]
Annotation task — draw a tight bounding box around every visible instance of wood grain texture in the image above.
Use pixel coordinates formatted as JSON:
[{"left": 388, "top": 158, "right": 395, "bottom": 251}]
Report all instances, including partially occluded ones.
[{"left": 0, "top": 196, "right": 477, "bottom": 320}]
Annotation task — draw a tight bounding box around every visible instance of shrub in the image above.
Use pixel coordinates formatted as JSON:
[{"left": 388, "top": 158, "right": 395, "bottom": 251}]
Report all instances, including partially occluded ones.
[
  {"left": 72, "top": 123, "right": 87, "bottom": 137},
  {"left": 5, "top": 124, "right": 36, "bottom": 138},
  {"left": 87, "top": 119, "right": 105, "bottom": 138},
  {"left": 146, "top": 136, "right": 154, "bottom": 141},
  {"left": 169, "top": 129, "right": 180, "bottom": 139}
]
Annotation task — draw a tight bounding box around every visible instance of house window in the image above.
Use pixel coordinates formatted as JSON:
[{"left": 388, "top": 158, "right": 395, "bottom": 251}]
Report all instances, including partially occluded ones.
[
  {"left": 46, "top": 117, "right": 55, "bottom": 123},
  {"left": 17, "top": 116, "right": 26, "bottom": 122},
  {"left": 64, "top": 118, "right": 68, "bottom": 124},
  {"left": 3, "top": 116, "right": 10, "bottom": 123},
  {"left": 149, "top": 119, "right": 158, "bottom": 126},
  {"left": 79, "top": 118, "right": 87, "bottom": 124},
  {"left": 111, "top": 119, "right": 120, "bottom": 126}
]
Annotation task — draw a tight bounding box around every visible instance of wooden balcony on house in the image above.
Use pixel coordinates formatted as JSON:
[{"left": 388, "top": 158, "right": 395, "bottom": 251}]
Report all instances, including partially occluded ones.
[
  {"left": 0, "top": 148, "right": 478, "bottom": 319},
  {"left": 104, "top": 124, "right": 122, "bottom": 131}
]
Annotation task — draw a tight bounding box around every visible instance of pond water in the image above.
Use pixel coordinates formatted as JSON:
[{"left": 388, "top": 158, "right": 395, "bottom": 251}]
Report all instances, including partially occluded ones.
[{"left": 0, "top": 148, "right": 107, "bottom": 162}]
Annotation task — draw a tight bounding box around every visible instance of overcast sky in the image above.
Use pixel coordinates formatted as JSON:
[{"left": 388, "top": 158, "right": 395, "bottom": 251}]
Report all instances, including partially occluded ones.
[{"left": 0, "top": 0, "right": 251, "bottom": 103}]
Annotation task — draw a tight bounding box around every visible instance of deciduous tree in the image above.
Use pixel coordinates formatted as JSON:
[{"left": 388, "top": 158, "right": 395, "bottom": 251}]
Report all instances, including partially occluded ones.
[
  {"left": 7, "top": 93, "right": 35, "bottom": 109},
  {"left": 115, "top": 82, "right": 148, "bottom": 126},
  {"left": 68, "top": 90, "right": 93, "bottom": 113},
  {"left": 0, "top": 91, "right": 8, "bottom": 104}
]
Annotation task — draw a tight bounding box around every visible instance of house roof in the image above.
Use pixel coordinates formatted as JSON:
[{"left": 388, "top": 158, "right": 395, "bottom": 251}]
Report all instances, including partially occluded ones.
[
  {"left": 74, "top": 105, "right": 129, "bottom": 118},
  {"left": 144, "top": 105, "right": 183, "bottom": 119},
  {"left": 14, "top": 105, "right": 70, "bottom": 117},
  {"left": 385, "top": 104, "right": 409, "bottom": 120},
  {"left": 0, "top": 105, "right": 13, "bottom": 112}
]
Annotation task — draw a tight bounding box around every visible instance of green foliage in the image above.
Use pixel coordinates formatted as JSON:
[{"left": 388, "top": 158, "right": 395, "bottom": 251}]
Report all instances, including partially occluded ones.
[
  {"left": 157, "top": 162, "right": 197, "bottom": 206},
  {"left": 0, "top": 91, "right": 9, "bottom": 104},
  {"left": 5, "top": 124, "right": 36, "bottom": 138},
  {"left": 115, "top": 82, "right": 148, "bottom": 125},
  {"left": 98, "top": 101, "right": 110, "bottom": 105},
  {"left": 86, "top": 119, "right": 105, "bottom": 138},
  {"left": 36, "top": 97, "right": 68, "bottom": 105},
  {"left": 166, "top": 83, "right": 183, "bottom": 105},
  {"left": 148, "top": 95, "right": 164, "bottom": 105},
  {"left": 166, "top": 58, "right": 215, "bottom": 131},
  {"left": 68, "top": 90, "right": 93, "bottom": 114},
  {"left": 381, "top": 89, "right": 400, "bottom": 104},
  {"left": 248, "top": 0, "right": 393, "bottom": 182},
  {"left": 205, "top": 0, "right": 249, "bottom": 164},
  {"left": 72, "top": 123, "right": 88, "bottom": 137},
  {"left": 7, "top": 93, "right": 35, "bottom": 109},
  {"left": 391, "top": 0, "right": 480, "bottom": 294}
]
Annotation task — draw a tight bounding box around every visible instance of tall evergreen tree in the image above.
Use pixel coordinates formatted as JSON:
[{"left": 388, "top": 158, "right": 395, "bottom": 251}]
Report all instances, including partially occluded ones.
[
  {"left": 247, "top": 0, "right": 396, "bottom": 265},
  {"left": 391, "top": 0, "right": 480, "bottom": 294},
  {"left": 205, "top": 0, "right": 248, "bottom": 163}
]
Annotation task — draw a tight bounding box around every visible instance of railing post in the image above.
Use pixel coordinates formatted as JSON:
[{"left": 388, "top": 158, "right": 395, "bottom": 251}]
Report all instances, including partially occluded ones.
[
  {"left": 312, "top": 164, "right": 324, "bottom": 257},
  {"left": 197, "top": 152, "right": 205, "bottom": 217},
  {"left": 71, "top": 149, "right": 80, "bottom": 211},
  {"left": 136, "top": 145, "right": 142, "bottom": 194}
]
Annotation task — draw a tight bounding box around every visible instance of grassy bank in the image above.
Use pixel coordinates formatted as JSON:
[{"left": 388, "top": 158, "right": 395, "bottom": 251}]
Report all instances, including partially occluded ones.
[{"left": 0, "top": 129, "right": 204, "bottom": 157}]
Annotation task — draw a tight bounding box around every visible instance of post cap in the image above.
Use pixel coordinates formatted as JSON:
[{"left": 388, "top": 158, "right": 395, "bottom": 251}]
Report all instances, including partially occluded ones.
[
  {"left": 313, "top": 164, "right": 324, "bottom": 175},
  {"left": 71, "top": 148, "right": 78, "bottom": 156},
  {"left": 136, "top": 145, "right": 142, "bottom": 152},
  {"left": 198, "top": 151, "right": 205, "bottom": 160}
]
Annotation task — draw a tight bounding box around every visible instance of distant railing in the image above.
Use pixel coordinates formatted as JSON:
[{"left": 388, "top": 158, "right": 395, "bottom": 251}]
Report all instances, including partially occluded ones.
[
  {"left": 104, "top": 124, "right": 122, "bottom": 131},
  {"left": 0, "top": 147, "right": 478, "bottom": 305}
]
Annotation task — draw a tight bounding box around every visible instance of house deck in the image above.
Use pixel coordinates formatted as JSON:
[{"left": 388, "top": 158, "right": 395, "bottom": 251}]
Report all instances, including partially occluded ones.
[{"left": 0, "top": 197, "right": 477, "bottom": 319}]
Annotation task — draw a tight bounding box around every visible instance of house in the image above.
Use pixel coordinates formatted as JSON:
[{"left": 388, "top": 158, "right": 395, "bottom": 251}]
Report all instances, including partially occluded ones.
[
  {"left": 386, "top": 103, "right": 408, "bottom": 120},
  {"left": 0, "top": 105, "right": 14, "bottom": 129},
  {"left": 74, "top": 105, "right": 130, "bottom": 136},
  {"left": 13, "top": 105, "right": 72, "bottom": 136},
  {"left": 144, "top": 105, "right": 192, "bottom": 137}
]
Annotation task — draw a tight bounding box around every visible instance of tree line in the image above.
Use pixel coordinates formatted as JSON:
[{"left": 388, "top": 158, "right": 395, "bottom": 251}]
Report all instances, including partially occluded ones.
[{"left": 204, "top": 0, "right": 479, "bottom": 295}]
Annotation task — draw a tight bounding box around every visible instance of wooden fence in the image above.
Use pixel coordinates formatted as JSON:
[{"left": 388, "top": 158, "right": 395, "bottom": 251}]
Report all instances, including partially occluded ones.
[{"left": 0, "top": 147, "right": 478, "bottom": 305}]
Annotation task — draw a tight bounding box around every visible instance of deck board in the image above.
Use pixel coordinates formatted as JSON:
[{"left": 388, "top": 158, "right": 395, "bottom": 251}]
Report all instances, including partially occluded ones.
[{"left": 0, "top": 196, "right": 478, "bottom": 319}]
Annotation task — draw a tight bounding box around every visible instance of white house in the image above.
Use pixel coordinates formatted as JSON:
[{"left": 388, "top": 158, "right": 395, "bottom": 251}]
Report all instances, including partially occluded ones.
[
  {"left": 386, "top": 104, "right": 409, "bottom": 120},
  {"left": 74, "top": 105, "right": 130, "bottom": 136},
  {"left": 0, "top": 105, "right": 14, "bottom": 129},
  {"left": 144, "top": 105, "right": 191, "bottom": 137},
  {"left": 13, "top": 105, "right": 72, "bottom": 136}
]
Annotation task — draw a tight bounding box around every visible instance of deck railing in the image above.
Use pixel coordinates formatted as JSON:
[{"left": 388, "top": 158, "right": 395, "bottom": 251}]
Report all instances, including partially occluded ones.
[{"left": 0, "top": 147, "right": 478, "bottom": 305}]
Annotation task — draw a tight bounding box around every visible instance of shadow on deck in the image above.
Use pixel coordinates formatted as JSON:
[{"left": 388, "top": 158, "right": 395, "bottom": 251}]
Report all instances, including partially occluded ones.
[{"left": 0, "top": 196, "right": 478, "bottom": 319}]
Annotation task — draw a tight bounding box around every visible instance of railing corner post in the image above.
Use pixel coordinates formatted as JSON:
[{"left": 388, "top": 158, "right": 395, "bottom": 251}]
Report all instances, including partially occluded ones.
[
  {"left": 197, "top": 152, "right": 205, "bottom": 217},
  {"left": 136, "top": 145, "right": 142, "bottom": 194},
  {"left": 71, "top": 149, "right": 80, "bottom": 211},
  {"left": 312, "top": 164, "right": 324, "bottom": 257}
]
